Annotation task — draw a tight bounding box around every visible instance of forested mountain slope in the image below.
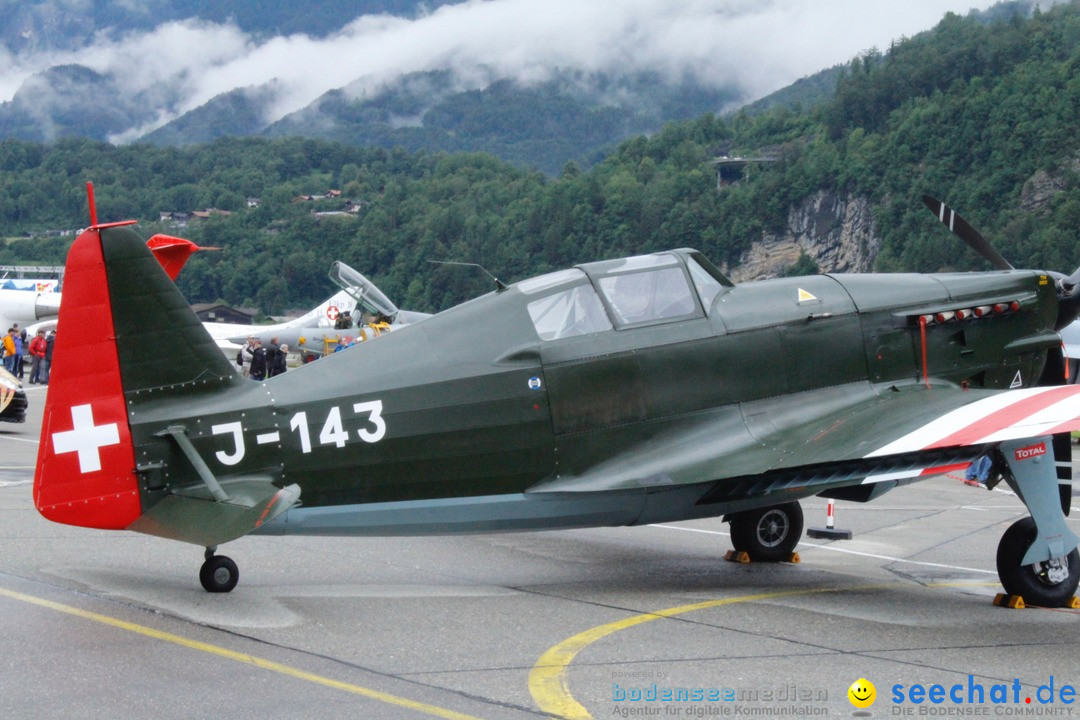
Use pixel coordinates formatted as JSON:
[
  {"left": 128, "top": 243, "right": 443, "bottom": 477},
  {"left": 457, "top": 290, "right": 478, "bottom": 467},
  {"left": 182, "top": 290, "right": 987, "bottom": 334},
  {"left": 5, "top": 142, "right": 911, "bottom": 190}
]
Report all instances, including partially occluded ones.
[{"left": 0, "top": 1, "right": 1076, "bottom": 317}]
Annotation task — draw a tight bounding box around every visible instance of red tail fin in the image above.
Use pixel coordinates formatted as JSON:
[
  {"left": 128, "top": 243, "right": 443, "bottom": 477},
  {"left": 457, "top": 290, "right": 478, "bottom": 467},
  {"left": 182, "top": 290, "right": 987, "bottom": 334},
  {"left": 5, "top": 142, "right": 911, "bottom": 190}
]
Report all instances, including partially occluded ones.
[{"left": 33, "top": 226, "right": 141, "bottom": 529}]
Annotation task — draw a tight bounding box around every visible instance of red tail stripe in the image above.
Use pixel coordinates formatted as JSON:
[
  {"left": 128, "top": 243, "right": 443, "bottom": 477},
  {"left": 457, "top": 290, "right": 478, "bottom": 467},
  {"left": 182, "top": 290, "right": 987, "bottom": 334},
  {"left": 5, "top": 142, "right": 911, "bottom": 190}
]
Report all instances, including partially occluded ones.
[{"left": 1045, "top": 417, "right": 1080, "bottom": 437}]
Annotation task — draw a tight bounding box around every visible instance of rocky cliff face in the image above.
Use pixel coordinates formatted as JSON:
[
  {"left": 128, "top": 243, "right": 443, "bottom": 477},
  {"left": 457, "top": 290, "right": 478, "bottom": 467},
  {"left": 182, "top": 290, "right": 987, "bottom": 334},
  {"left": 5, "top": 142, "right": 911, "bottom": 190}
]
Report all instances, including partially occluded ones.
[
  {"left": 1020, "top": 159, "right": 1080, "bottom": 212},
  {"left": 720, "top": 190, "right": 880, "bottom": 282}
]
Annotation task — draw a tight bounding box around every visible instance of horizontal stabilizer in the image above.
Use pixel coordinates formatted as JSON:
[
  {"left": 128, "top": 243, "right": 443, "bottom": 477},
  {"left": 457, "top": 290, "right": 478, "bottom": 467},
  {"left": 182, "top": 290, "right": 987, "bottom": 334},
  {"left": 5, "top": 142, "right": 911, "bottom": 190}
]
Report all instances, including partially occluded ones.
[
  {"left": 146, "top": 234, "right": 217, "bottom": 281},
  {"left": 126, "top": 478, "right": 300, "bottom": 547}
]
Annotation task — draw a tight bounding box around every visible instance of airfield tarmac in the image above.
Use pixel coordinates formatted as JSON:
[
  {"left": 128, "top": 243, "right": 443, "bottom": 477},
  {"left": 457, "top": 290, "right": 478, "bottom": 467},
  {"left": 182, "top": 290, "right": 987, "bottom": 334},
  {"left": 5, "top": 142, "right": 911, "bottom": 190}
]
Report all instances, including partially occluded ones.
[{"left": 1, "top": 384, "right": 1079, "bottom": 719}]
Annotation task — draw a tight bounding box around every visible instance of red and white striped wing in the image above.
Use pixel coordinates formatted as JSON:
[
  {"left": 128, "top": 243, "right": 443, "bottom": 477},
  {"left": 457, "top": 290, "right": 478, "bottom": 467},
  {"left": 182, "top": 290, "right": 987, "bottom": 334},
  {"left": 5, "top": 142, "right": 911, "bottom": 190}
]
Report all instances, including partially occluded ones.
[{"left": 867, "top": 385, "right": 1080, "bottom": 458}]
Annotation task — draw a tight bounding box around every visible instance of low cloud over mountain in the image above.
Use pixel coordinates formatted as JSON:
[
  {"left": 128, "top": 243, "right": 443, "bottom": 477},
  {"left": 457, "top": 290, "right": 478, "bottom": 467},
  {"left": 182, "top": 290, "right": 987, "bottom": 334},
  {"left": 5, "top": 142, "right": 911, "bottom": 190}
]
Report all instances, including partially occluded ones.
[{"left": 2, "top": 1, "right": 1013, "bottom": 139}]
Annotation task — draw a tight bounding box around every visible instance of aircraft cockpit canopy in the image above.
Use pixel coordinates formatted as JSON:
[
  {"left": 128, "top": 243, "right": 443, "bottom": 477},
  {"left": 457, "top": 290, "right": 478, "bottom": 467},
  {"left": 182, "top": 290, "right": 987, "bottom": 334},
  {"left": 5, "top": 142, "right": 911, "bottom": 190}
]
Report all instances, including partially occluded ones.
[
  {"left": 329, "top": 261, "right": 399, "bottom": 322},
  {"left": 521, "top": 251, "right": 729, "bottom": 341},
  {"left": 522, "top": 269, "right": 612, "bottom": 341}
]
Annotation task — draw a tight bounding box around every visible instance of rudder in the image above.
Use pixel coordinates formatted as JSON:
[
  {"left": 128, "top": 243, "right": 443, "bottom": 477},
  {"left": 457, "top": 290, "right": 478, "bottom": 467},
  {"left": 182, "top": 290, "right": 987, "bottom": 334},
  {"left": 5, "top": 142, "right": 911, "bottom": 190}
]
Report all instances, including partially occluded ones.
[{"left": 34, "top": 224, "right": 239, "bottom": 529}]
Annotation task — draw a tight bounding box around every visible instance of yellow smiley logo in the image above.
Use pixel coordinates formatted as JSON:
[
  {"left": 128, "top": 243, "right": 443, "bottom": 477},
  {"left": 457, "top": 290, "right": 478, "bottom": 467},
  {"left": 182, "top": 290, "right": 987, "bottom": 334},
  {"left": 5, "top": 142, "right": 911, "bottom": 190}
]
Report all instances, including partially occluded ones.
[{"left": 848, "top": 678, "right": 876, "bottom": 709}]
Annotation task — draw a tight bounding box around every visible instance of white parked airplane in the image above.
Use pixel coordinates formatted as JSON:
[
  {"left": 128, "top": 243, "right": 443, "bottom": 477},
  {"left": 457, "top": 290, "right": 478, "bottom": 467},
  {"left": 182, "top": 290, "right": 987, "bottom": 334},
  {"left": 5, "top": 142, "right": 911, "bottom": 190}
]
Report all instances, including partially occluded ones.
[
  {"left": 220, "top": 261, "right": 430, "bottom": 357},
  {"left": 2, "top": 233, "right": 207, "bottom": 332},
  {"left": 6, "top": 234, "right": 420, "bottom": 364},
  {"left": 25, "top": 286, "right": 372, "bottom": 363},
  {"left": 203, "top": 287, "right": 362, "bottom": 355},
  {"left": 0, "top": 287, "right": 62, "bottom": 331}
]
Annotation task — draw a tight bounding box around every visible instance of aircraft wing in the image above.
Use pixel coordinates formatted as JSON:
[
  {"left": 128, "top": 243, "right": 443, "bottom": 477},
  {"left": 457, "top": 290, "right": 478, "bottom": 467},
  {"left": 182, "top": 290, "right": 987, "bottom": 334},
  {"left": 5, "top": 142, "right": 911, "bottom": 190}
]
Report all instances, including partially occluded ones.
[{"left": 527, "top": 382, "right": 1080, "bottom": 495}]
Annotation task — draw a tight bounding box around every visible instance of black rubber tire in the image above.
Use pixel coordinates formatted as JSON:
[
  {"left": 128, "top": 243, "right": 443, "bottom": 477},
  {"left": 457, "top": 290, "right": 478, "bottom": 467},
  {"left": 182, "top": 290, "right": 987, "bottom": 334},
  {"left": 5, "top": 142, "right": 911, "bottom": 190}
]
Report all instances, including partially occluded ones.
[
  {"left": 996, "top": 517, "right": 1079, "bottom": 607},
  {"left": 729, "top": 502, "right": 804, "bottom": 562},
  {"left": 200, "top": 555, "right": 239, "bottom": 593}
]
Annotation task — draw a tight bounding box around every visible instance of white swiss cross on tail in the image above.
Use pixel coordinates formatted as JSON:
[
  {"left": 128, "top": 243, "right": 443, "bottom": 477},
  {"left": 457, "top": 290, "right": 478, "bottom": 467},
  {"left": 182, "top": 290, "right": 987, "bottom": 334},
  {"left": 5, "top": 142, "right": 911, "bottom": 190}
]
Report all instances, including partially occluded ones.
[{"left": 51, "top": 404, "right": 121, "bottom": 474}]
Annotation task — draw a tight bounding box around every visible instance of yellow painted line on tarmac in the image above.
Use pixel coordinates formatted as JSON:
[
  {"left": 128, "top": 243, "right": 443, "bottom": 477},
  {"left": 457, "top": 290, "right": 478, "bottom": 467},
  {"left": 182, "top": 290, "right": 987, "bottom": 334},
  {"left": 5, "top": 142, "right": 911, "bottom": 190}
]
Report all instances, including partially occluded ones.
[
  {"left": 0, "top": 586, "right": 485, "bottom": 720},
  {"left": 528, "top": 587, "right": 837, "bottom": 720},
  {"left": 529, "top": 577, "right": 1015, "bottom": 718}
]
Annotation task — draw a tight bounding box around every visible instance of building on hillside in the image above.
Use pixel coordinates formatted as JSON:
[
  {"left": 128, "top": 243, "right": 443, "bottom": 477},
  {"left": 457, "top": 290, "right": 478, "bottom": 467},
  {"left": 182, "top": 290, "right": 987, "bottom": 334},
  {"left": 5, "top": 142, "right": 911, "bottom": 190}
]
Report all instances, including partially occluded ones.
[
  {"left": 190, "top": 303, "right": 258, "bottom": 324},
  {"left": 711, "top": 155, "right": 778, "bottom": 189}
]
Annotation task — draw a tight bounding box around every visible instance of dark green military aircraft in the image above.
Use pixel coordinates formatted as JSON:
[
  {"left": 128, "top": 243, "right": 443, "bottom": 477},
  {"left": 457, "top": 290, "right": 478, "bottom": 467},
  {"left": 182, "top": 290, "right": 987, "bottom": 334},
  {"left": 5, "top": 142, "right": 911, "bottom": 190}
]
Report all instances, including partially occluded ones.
[{"left": 33, "top": 191, "right": 1080, "bottom": 606}]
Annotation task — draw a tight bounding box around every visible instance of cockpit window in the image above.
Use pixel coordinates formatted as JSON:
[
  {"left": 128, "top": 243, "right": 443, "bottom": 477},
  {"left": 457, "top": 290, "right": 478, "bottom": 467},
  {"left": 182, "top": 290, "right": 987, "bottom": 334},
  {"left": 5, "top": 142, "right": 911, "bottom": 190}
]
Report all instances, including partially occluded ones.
[
  {"left": 599, "top": 254, "right": 680, "bottom": 273},
  {"left": 517, "top": 268, "right": 586, "bottom": 295},
  {"left": 528, "top": 283, "right": 613, "bottom": 340},
  {"left": 598, "top": 266, "right": 697, "bottom": 326},
  {"left": 687, "top": 256, "right": 724, "bottom": 315}
]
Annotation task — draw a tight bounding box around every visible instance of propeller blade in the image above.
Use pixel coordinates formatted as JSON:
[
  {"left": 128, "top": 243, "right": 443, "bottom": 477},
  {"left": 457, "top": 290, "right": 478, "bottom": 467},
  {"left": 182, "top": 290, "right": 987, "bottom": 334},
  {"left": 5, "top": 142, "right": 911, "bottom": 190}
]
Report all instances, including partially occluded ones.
[
  {"left": 922, "top": 195, "right": 1013, "bottom": 271},
  {"left": 1061, "top": 265, "right": 1080, "bottom": 292},
  {"left": 1055, "top": 285, "right": 1080, "bottom": 331},
  {"left": 1045, "top": 269, "right": 1080, "bottom": 330}
]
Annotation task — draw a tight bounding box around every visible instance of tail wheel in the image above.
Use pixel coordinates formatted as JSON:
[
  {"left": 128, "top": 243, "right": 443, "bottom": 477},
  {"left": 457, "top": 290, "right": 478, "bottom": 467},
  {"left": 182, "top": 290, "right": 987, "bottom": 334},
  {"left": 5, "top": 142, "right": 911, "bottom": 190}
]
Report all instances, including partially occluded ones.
[
  {"left": 200, "top": 555, "right": 239, "bottom": 593},
  {"left": 729, "top": 502, "right": 804, "bottom": 562},
  {"left": 996, "top": 517, "right": 1079, "bottom": 607}
]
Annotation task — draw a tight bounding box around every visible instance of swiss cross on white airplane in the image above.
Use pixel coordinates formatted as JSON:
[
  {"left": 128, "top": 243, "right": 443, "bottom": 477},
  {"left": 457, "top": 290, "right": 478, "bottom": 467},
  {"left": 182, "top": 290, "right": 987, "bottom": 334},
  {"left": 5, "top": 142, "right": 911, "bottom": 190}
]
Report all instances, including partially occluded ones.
[
  {"left": 51, "top": 404, "right": 121, "bottom": 474},
  {"left": 326, "top": 305, "right": 340, "bottom": 321}
]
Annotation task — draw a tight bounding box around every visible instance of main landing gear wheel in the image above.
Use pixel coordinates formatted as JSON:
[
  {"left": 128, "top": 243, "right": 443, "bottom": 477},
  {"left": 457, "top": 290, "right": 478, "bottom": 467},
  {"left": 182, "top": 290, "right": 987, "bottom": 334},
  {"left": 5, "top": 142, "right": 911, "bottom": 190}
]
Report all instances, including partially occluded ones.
[
  {"left": 200, "top": 550, "right": 239, "bottom": 593},
  {"left": 729, "top": 501, "right": 804, "bottom": 562},
  {"left": 996, "top": 517, "right": 1079, "bottom": 608}
]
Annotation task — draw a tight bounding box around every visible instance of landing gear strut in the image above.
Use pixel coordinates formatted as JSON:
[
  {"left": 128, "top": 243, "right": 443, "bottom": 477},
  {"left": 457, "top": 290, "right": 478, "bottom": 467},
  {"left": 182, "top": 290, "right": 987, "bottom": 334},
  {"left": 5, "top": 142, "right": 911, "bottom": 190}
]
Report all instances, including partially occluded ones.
[
  {"left": 992, "top": 436, "right": 1080, "bottom": 607},
  {"left": 200, "top": 547, "right": 239, "bottom": 593},
  {"left": 996, "top": 517, "right": 1079, "bottom": 607},
  {"left": 729, "top": 501, "right": 804, "bottom": 562}
]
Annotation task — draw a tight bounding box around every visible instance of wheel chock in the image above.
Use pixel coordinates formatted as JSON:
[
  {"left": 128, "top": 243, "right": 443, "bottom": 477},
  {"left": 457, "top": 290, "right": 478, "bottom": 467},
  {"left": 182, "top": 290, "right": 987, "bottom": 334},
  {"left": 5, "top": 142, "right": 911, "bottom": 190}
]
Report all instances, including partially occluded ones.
[
  {"left": 993, "top": 593, "right": 1026, "bottom": 609},
  {"left": 722, "top": 550, "right": 800, "bottom": 564},
  {"left": 993, "top": 594, "right": 1080, "bottom": 609}
]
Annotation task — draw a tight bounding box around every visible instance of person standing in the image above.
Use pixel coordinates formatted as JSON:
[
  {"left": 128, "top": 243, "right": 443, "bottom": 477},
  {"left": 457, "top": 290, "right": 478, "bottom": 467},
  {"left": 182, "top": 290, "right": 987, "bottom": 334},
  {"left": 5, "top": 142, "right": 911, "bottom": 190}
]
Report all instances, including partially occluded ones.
[
  {"left": 1, "top": 328, "right": 14, "bottom": 374},
  {"left": 40, "top": 329, "right": 55, "bottom": 384},
  {"left": 249, "top": 340, "right": 267, "bottom": 381},
  {"left": 239, "top": 337, "right": 257, "bottom": 378},
  {"left": 270, "top": 343, "right": 289, "bottom": 377},
  {"left": 264, "top": 336, "right": 281, "bottom": 375},
  {"left": 10, "top": 325, "right": 23, "bottom": 379},
  {"left": 28, "top": 328, "right": 47, "bottom": 384}
]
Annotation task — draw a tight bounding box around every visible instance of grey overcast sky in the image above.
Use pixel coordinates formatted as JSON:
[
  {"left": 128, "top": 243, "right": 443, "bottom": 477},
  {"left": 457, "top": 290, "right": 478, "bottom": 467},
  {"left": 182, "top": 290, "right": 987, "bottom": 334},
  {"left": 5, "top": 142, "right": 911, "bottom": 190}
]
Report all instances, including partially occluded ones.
[{"left": 0, "top": 0, "right": 1018, "bottom": 140}]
